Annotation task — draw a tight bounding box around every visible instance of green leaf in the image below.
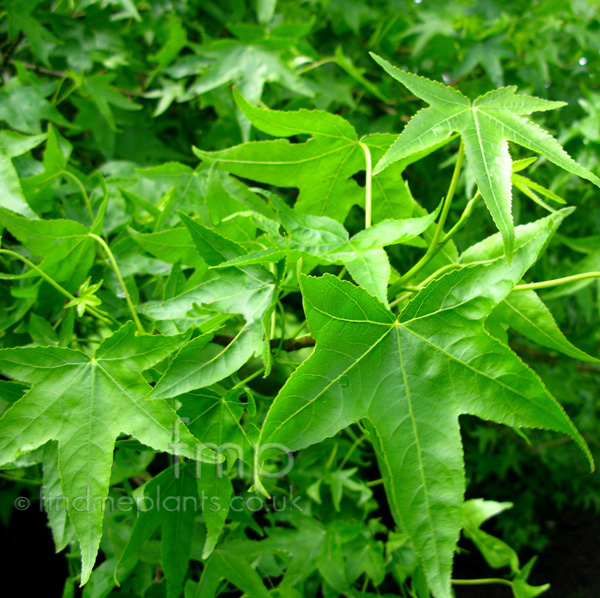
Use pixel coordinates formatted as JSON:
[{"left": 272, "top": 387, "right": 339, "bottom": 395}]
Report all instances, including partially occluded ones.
[
  {"left": 128, "top": 226, "right": 205, "bottom": 267},
  {"left": 0, "top": 80, "right": 70, "bottom": 135},
  {"left": 214, "top": 192, "right": 438, "bottom": 304},
  {"left": 0, "top": 130, "right": 46, "bottom": 218},
  {"left": 0, "top": 209, "right": 98, "bottom": 289},
  {"left": 194, "top": 89, "right": 364, "bottom": 222},
  {"left": 371, "top": 53, "right": 600, "bottom": 259},
  {"left": 258, "top": 210, "right": 591, "bottom": 598},
  {"left": 0, "top": 150, "right": 37, "bottom": 218},
  {"left": 42, "top": 442, "right": 74, "bottom": 552},
  {"left": 143, "top": 216, "right": 277, "bottom": 398},
  {"left": 118, "top": 463, "right": 197, "bottom": 598},
  {"left": 179, "top": 386, "right": 251, "bottom": 557},
  {"left": 0, "top": 322, "right": 209, "bottom": 584},
  {"left": 462, "top": 499, "right": 519, "bottom": 573},
  {"left": 490, "top": 290, "right": 598, "bottom": 362},
  {"left": 186, "top": 42, "right": 313, "bottom": 139},
  {"left": 186, "top": 548, "right": 271, "bottom": 598}
]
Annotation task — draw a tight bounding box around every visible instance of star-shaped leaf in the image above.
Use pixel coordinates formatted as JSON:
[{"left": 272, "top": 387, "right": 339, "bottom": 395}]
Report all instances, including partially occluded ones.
[
  {"left": 185, "top": 41, "right": 313, "bottom": 140},
  {"left": 193, "top": 89, "right": 364, "bottom": 222},
  {"left": 194, "top": 89, "right": 450, "bottom": 224},
  {"left": 0, "top": 322, "right": 209, "bottom": 584},
  {"left": 0, "top": 79, "right": 70, "bottom": 135},
  {"left": 370, "top": 53, "right": 600, "bottom": 259},
  {"left": 258, "top": 209, "right": 592, "bottom": 598}
]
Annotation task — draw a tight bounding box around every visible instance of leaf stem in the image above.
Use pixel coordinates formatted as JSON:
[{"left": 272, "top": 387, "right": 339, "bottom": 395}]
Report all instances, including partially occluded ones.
[
  {"left": 366, "top": 478, "right": 384, "bottom": 487},
  {"left": 515, "top": 272, "right": 600, "bottom": 291},
  {"left": 430, "top": 140, "right": 465, "bottom": 249},
  {"left": 62, "top": 170, "right": 94, "bottom": 222},
  {"left": 88, "top": 234, "right": 144, "bottom": 333},
  {"left": 232, "top": 366, "right": 266, "bottom": 390},
  {"left": 451, "top": 578, "right": 512, "bottom": 587},
  {"left": 339, "top": 435, "right": 366, "bottom": 469},
  {"left": 296, "top": 56, "right": 337, "bottom": 74},
  {"left": 388, "top": 141, "right": 466, "bottom": 297},
  {"left": 359, "top": 142, "right": 373, "bottom": 228},
  {"left": 0, "top": 248, "right": 113, "bottom": 326},
  {"left": 440, "top": 190, "right": 481, "bottom": 244},
  {"left": 0, "top": 473, "right": 42, "bottom": 486}
]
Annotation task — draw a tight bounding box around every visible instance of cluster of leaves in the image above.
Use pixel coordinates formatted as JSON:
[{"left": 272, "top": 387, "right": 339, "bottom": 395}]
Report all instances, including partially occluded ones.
[{"left": 2, "top": 1, "right": 600, "bottom": 598}]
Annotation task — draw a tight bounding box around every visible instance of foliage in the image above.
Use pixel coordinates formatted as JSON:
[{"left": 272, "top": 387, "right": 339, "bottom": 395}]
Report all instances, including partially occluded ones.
[{"left": 1, "top": 1, "right": 600, "bottom": 598}]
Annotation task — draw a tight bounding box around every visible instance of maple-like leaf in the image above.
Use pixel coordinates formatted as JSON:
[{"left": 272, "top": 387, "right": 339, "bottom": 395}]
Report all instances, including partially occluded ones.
[
  {"left": 0, "top": 79, "right": 70, "bottom": 135},
  {"left": 193, "top": 89, "right": 451, "bottom": 223},
  {"left": 258, "top": 209, "right": 592, "bottom": 598},
  {"left": 117, "top": 462, "right": 227, "bottom": 598},
  {"left": 184, "top": 41, "right": 313, "bottom": 140},
  {"left": 370, "top": 53, "right": 600, "bottom": 259},
  {"left": 0, "top": 322, "right": 210, "bottom": 584}
]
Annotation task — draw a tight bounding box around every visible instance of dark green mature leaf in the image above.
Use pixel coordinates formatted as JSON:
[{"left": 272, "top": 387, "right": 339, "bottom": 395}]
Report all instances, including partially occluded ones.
[
  {"left": 118, "top": 463, "right": 197, "bottom": 598},
  {"left": 186, "top": 548, "right": 271, "bottom": 598},
  {"left": 259, "top": 210, "right": 591, "bottom": 598},
  {"left": 186, "top": 41, "right": 313, "bottom": 139},
  {"left": 371, "top": 53, "right": 600, "bottom": 258},
  {"left": 0, "top": 322, "right": 209, "bottom": 583}
]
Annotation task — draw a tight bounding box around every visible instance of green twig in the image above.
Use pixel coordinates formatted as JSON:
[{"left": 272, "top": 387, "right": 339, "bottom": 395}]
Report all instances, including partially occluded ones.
[
  {"left": 388, "top": 140, "right": 465, "bottom": 296},
  {"left": 359, "top": 142, "right": 373, "bottom": 228},
  {"left": 232, "top": 367, "right": 266, "bottom": 390},
  {"left": 451, "top": 578, "right": 512, "bottom": 587},
  {"left": 88, "top": 234, "right": 145, "bottom": 333},
  {"left": 339, "top": 435, "right": 366, "bottom": 469},
  {"left": 0, "top": 248, "right": 113, "bottom": 326},
  {"left": 515, "top": 272, "right": 600, "bottom": 291}
]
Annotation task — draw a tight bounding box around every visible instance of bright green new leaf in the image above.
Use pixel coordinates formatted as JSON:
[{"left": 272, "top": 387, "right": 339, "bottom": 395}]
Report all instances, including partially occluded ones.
[
  {"left": 259, "top": 210, "right": 591, "bottom": 598},
  {"left": 371, "top": 52, "right": 600, "bottom": 258},
  {"left": 490, "top": 290, "right": 598, "bottom": 362},
  {"left": 462, "top": 499, "right": 519, "bottom": 572},
  {"left": 144, "top": 215, "right": 277, "bottom": 399},
  {"left": 214, "top": 192, "right": 438, "bottom": 304},
  {"left": 0, "top": 322, "right": 209, "bottom": 584}
]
